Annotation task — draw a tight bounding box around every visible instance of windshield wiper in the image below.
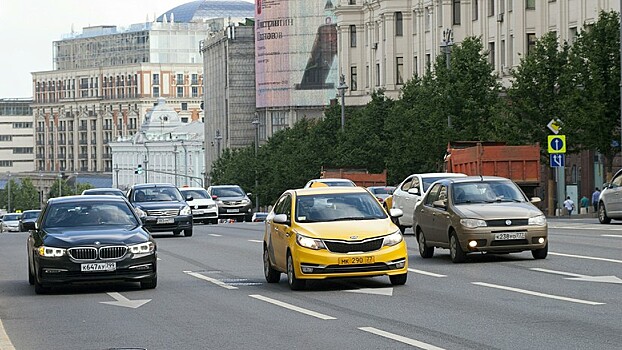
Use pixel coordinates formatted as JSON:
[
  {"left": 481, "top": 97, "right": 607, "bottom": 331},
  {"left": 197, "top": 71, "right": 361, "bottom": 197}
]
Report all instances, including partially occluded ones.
[{"left": 324, "top": 216, "right": 378, "bottom": 222}]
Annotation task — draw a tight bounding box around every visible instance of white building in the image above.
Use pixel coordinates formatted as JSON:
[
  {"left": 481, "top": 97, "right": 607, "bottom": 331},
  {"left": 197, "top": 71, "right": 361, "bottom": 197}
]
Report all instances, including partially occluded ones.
[
  {"left": 110, "top": 98, "right": 205, "bottom": 189},
  {"left": 0, "top": 98, "right": 35, "bottom": 173},
  {"left": 334, "top": 0, "right": 619, "bottom": 105}
]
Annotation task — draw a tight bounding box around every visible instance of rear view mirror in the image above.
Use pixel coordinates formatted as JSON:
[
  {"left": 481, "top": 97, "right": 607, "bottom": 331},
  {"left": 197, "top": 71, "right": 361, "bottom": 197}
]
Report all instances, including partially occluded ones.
[
  {"left": 407, "top": 188, "right": 420, "bottom": 195},
  {"left": 273, "top": 214, "right": 290, "bottom": 225},
  {"left": 530, "top": 197, "right": 542, "bottom": 204},
  {"left": 389, "top": 208, "right": 403, "bottom": 218},
  {"left": 433, "top": 200, "right": 447, "bottom": 209},
  {"left": 186, "top": 196, "right": 194, "bottom": 202}
]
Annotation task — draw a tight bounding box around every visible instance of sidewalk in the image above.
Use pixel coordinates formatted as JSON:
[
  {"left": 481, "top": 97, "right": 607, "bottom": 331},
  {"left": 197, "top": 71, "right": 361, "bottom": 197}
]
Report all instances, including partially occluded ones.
[{"left": 547, "top": 208, "right": 597, "bottom": 219}]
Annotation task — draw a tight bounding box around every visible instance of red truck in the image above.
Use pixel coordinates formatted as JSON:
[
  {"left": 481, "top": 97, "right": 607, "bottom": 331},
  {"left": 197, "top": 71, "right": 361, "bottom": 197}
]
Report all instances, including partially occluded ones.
[
  {"left": 444, "top": 142, "right": 541, "bottom": 197},
  {"left": 320, "top": 167, "right": 387, "bottom": 187}
]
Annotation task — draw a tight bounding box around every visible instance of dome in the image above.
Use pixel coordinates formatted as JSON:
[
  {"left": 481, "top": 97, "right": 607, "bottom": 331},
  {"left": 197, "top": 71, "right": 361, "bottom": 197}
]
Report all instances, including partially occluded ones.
[{"left": 157, "top": 0, "right": 255, "bottom": 23}]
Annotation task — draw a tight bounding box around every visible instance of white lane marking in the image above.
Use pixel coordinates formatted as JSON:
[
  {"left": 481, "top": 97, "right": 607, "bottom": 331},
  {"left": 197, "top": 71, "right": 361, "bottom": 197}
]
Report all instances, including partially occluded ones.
[
  {"left": 550, "top": 252, "right": 622, "bottom": 264},
  {"left": 601, "top": 234, "right": 622, "bottom": 238},
  {"left": 184, "top": 271, "right": 238, "bottom": 290},
  {"left": 208, "top": 234, "right": 222, "bottom": 237},
  {"left": 248, "top": 239, "right": 263, "bottom": 243},
  {"left": 344, "top": 287, "right": 394, "bottom": 296},
  {"left": 100, "top": 292, "right": 151, "bottom": 309},
  {"left": 0, "top": 319, "right": 16, "bottom": 350},
  {"left": 472, "top": 282, "right": 605, "bottom": 306},
  {"left": 359, "top": 327, "right": 446, "bottom": 350},
  {"left": 249, "top": 294, "right": 336, "bottom": 320},
  {"left": 530, "top": 268, "right": 622, "bottom": 284},
  {"left": 408, "top": 268, "right": 447, "bottom": 277}
]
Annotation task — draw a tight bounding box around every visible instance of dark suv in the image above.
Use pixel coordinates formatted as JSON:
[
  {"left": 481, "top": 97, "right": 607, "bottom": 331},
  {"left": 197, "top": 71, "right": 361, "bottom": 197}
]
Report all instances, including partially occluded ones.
[
  {"left": 207, "top": 185, "right": 253, "bottom": 222},
  {"left": 127, "top": 183, "right": 193, "bottom": 236}
]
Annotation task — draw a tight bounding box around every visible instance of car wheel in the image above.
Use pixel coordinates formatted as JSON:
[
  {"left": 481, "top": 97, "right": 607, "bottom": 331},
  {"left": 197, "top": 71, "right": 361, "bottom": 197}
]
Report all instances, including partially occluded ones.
[
  {"left": 389, "top": 273, "right": 407, "bottom": 285},
  {"left": 531, "top": 243, "right": 548, "bottom": 260},
  {"left": 263, "top": 246, "right": 281, "bottom": 283},
  {"left": 598, "top": 203, "right": 611, "bottom": 224},
  {"left": 449, "top": 232, "right": 466, "bottom": 263},
  {"left": 417, "top": 229, "right": 434, "bottom": 258},
  {"left": 140, "top": 276, "right": 157, "bottom": 289},
  {"left": 173, "top": 230, "right": 181, "bottom": 235},
  {"left": 184, "top": 228, "right": 193, "bottom": 237},
  {"left": 396, "top": 219, "right": 407, "bottom": 234},
  {"left": 286, "top": 252, "right": 305, "bottom": 290},
  {"left": 28, "top": 259, "right": 34, "bottom": 285}
]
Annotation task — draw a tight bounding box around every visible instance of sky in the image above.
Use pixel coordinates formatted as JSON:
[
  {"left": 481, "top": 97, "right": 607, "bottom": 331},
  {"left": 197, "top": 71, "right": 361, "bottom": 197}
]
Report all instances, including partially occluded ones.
[{"left": 0, "top": 0, "right": 196, "bottom": 98}]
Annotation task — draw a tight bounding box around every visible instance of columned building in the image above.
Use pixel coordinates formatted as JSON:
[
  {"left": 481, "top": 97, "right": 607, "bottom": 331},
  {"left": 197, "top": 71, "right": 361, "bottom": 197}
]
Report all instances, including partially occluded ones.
[{"left": 334, "top": 0, "right": 619, "bottom": 105}]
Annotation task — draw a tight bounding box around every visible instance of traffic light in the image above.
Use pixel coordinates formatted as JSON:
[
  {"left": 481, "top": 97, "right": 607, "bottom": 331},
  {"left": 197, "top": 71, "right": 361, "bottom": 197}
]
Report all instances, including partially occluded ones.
[{"left": 135, "top": 164, "right": 143, "bottom": 175}]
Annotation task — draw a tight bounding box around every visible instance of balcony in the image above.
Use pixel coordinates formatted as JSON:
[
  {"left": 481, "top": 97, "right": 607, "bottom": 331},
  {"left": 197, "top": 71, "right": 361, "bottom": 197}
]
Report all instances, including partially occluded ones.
[
  {"left": 90, "top": 139, "right": 97, "bottom": 145},
  {"left": 103, "top": 125, "right": 112, "bottom": 130},
  {"left": 80, "top": 167, "right": 88, "bottom": 172},
  {"left": 103, "top": 153, "right": 112, "bottom": 159},
  {"left": 48, "top": 140, "right": 54, "bottom": 145},
  {"left": 36, "top": 153, "right": 44, "bottom": 159},
  {"left": 79, "top": 153, "right": 88, "bottom": 159},
  {"left": 68, "top": 140, "right": 74, "bottom": 145},
  {"left": 36, "top": 127, "right": 44, "bottom": 132},
  {"left": 58, "top": 140, "right": 66, "bottom": 145},
  {"left": 79, "top": 126, "right": 87, "bottom": 131},
  {"left": 57, "top": 153, "right": 66, "bottom": 159},
  {"left": 79, "top": 139, "right": 87, "bottom": 145},
  {"left": 36, "top": 140, "right": 44, "bottom": 145}
]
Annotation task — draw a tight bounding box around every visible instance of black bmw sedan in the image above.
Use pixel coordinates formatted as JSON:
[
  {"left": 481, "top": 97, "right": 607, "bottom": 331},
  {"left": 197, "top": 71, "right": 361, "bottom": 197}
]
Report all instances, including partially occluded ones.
[{"left": 27, "top": 195, "right": 157, "bottom": 294}]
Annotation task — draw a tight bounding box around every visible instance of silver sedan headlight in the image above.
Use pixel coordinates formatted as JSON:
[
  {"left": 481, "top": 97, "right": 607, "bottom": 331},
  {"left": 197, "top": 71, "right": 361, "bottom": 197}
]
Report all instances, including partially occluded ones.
[
  {"left": 383, "top": 231, "right": 403, "bottom": 247},
  {"left": 528, "top": 215, "right": 547, "bottom": 226},
  {"left": 180, "top": 205, "right": 192, "bottom": 215},
  {"left": 460, "top": 218, "right": 487, "bottom": 228}
]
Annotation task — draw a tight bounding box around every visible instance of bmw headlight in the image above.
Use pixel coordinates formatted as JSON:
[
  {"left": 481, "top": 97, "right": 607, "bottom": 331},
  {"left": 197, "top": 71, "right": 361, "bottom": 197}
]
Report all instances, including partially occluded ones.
[
  {"left": 460, "top": 218, "right": 487, "bottom": 229},
  {"left": 180, "top": 205, "right": 192, "bottom": 216},
  {"left": 296, "top": 233, "right": 326, "bottom": 250},
  {"left": 129, "top": 242, "right": 155, "bottom": 255},
  {"left": 383, "top": 231, "right": 403, "bottom": 247},
  {"left": 37, "top": 246, "right": 66, "bottom": 258},
  {"left": 528, "top": 215, "right": 547, "bottom": 226}
]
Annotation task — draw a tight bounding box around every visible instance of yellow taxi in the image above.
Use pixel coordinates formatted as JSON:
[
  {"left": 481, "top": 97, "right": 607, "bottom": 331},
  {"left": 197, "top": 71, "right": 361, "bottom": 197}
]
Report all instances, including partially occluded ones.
[{"left": 263, "top": 187, "right": 408, "bottom": 290}]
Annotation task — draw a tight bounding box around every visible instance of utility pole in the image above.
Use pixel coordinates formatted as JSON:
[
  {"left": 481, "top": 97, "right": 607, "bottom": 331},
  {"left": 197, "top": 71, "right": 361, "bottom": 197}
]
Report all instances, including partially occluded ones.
[
  {"left": 252, "top": 114, "right": 260, "bottom": 211},
  {"left": 440, "top": 29, "right": 454, "bottom": 129},
  {"left": 337, "top": 74, "right": 348, "bottom": 131}
]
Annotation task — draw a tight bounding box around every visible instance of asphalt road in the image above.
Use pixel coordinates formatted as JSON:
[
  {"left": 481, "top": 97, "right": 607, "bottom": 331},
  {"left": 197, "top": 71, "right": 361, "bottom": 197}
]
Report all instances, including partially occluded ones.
[{"left": 0, "top": 218, "right": 620, "bottom": 350}]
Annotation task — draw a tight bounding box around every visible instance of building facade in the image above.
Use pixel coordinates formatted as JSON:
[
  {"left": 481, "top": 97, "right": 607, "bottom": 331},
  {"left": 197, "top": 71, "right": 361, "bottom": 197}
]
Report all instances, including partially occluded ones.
[
  {"left": 334, "top": 0, "right": 619, "bottom": 105},
  {"left": 0, "top": 98, "right": 35, "bottom": 173}
]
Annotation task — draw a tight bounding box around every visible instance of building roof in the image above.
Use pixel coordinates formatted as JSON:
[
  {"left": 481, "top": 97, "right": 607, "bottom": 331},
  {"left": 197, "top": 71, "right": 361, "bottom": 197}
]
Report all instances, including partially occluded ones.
[{"left": 157, "top": 0, "right": 255, "bottom": 23}]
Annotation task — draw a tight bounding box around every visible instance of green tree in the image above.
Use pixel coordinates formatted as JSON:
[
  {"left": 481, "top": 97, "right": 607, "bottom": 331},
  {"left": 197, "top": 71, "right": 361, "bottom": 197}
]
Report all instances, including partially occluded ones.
[
  {"left": 0, "top": 179, "right": 19, "bottom": 212},
  {"left": 48, "top": 179, "right": 73, "bottom": 198},
  {"left": 13, "top": 178, "right": 40, "bottom": 211}
]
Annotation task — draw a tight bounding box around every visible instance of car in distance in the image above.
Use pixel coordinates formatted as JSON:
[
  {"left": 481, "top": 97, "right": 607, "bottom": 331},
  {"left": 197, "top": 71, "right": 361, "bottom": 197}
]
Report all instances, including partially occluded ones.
[
  {"left": 19, "top": 210, "right": 41, "bottom": 231},
  {"left": 82, "top": 188, "right": 126, "bottom": 197},
  {"left": 1, "top": 213, "right": 22, "bottom": 232},
  {"left": 367, "top": 186, "right": 396, "bottom": 209},
  {"left": 263, "top": 187, "right": 408, "bottom": 290},
  {"left": 179, "top": 187, "right": 219, "bottom": 224},
  {"left": 392, "top": 173, "right": 467, "bottom": 233},
  {"left": 207, "top": 185, "right": 253, "bottom": 222},
  {"left": 27, "top": 195, "right": 157, "bottom": 294},
  {"left": 597, "top": 168, "right": 622, "bottom": 223},
  {"left": 303, "top": 178, "right": 356, "bottom": 188},
  {"left": 414, "top": 176, "right": 548, "bottom": 263},
  {"left": 127, "top": 183, "right": 193, "bottom": 237},
  {"left": 251, "top": 212, "right": 269, "bottom": 222}
]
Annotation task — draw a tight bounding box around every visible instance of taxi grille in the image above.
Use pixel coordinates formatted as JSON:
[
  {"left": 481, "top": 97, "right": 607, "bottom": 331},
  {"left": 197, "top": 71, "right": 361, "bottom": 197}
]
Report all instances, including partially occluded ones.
[
  {"left": 68, "top": 246, "right": 127, "bottom": 260},
  {"left": 324, "top": 238, "right": 383, "bottom": 253},
  {"left": 146, "top": 209, "right": 179, "bottom": 217}
]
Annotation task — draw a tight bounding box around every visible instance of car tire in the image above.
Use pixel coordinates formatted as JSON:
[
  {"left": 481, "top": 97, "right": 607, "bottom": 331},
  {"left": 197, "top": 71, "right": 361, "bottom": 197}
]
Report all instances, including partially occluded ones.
[
  {"left": 173, "top": 229, "right": 181, "bottom": 235},
  {"left": 287, "top": 252, "right": 305, "bottom": 290},
  {"left": 140, "top": 276, "right": 157, "bottom": 289},
  {"left": 598, "top": 203, "right": 611, "bottom": 224},
  {"left": 449, "top": 232, "right": 466, "bottom": 263},
  {"left": 395, "top": 219, "right": 407, "bottom": 234},
  {"left": 531, "top": 243, "right": 548, "bottom": 260},
  {"left": 184, "top": 228, "right": 193, "bottom": 237},
  {"left": 28, "top": 259, "right": 34, "bottom": 285},
  {"left": 417, "top": 229, "right": 434, "bottom": 258},
  {"left": 263, "top": 246, "right": 281, "bottom": 283},
  {"left": 389, "top": 273, "right": 407, "bottom": 285}
]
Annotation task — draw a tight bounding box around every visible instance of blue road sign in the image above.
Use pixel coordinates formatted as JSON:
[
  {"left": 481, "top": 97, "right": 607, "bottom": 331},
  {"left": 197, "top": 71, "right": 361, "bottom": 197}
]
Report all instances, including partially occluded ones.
[
  {"left": 550, "top": 154, "right": 565, "bottom": 167},
  {"left": 547, "top": 135, "right": 566, "bottom": 153}
]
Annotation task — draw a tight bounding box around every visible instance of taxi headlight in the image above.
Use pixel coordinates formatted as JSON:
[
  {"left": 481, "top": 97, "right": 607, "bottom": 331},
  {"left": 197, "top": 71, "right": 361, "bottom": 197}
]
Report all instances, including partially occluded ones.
[
  {"left": 129, "top": 242, "right": 155, "bottom": 255},
  {"left": 37, "top": 246, "right": 66, "bottom": 258},
  {"left": 460, "top": 218, "right": 487, "bottom": 229},
  {"left": 296, "top": 234, "right": 326, "bottom": 250},
  {"left": 180, "top": 205, "right": 192, "bottom": 216},
  {"left": 383, "top": 231, "right": 403, "bottom": 247},
  {"left": 528, "top": 215, "right": 547, "bottom": 226}
]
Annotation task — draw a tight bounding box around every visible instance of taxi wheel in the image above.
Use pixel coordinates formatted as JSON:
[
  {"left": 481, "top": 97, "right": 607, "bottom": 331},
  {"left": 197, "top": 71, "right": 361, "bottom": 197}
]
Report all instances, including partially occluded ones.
[
  {"left": 140, "top": 276, "right": 157, "bottom": 289},
  {"left": 287, "top": 253, "right": 306, "bottom": 290},
  {"left": 263, "top": 246, "right": 281, "bottom": 283},
  {"left": 598, "top": 203, "right": 611, "bottom": 224},
  {"left": 531, "top": 243, "right": 548, "bottom": 260},
  {"left": 449, "top": 232, "right": 466, "bottom": 263},
  {"left": 184, "top": 228, "right": 193, "bottom": 237},
  {"left": 389, "top": 273, "right": 407, "bottom": 285},
  {"left": 417, "top": 229, "right": 434, "bottom": 258}
]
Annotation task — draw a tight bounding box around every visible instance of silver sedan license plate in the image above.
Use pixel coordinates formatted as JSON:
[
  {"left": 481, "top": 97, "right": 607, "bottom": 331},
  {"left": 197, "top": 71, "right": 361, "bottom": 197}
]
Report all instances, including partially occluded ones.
[
  {"left": 494, "top": 232, "right": 526, "bottom": 240},
  {"left": 81, "top": 262, "right": 116, "bottom": 272}
]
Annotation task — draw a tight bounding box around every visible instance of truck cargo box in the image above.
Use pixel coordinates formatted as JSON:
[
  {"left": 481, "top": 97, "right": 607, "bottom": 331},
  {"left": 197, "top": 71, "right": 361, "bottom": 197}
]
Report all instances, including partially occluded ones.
[{"left": 320, "top": 167, "right": 387, "bottom": 187}]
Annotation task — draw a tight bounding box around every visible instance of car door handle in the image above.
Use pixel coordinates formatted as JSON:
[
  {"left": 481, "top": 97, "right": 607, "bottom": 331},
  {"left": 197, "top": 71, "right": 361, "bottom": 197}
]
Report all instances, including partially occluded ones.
[{"left": 285, "top": 233, "right": 291, "bottom": 238}]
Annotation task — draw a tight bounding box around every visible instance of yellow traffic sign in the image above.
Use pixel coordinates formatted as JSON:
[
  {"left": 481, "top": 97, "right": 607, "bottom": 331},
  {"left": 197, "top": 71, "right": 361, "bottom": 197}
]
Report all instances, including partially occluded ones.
[{"left": 548, "top": 135, "right": 566, "bottom": 154}]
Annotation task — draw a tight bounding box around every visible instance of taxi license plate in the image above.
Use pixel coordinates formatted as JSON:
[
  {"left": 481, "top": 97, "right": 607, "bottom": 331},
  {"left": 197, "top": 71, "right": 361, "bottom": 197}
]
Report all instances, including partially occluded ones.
[
  {"left": 227, "top": 209, "right": 239, "bottom": 213},
  {"left": 157, "top": 217, "right": 175, "bottom": 224},
  {"left": 81, "top": 262, "right": 116, "bottom": 272},
  {"left": 338, "top": 256, "right": 375, "bottom": 265},
  {"left": 494, "top": 232, "right": 526, "bottom": 240}
]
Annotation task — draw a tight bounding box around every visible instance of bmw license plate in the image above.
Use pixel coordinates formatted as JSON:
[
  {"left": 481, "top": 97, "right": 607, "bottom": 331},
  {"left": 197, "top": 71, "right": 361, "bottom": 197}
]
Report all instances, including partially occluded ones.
[
  {"left": 81, "top": 262, "right": 116, "bottom": 272},
  {"left": 157, "top": 217, "right": 175, "bottom": 224},
  {"left": 494, "top": 232, "right": 526, "bottom": 240},
  {"left": 338, "top": 256, "right": 375, "bottom": 265}
]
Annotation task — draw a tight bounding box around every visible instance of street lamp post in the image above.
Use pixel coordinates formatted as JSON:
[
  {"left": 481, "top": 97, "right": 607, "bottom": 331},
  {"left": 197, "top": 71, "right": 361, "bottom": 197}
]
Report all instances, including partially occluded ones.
[
  {"left": 7, "top": 171, "right": 11, "bottom": 213},
  {"left": 215, "top": 129, "right": 223, "bottom": 157},
  {"left": 440, "top": 28, "right": 454, "bottom": 129},
  {"left": 58, "top": 173, "right": 62, "bottom": 197},
  {"left": 39, "top": 171, "right": 43, "bottom": 209},
  {"left": 74, "top": 172, "right": 78, "bottom": 194},
  {"left": 337, "top": 74, "right": 348, "bottom": 131},
  {"left": 252, "top": 115, "right": 260, "bottom": 212}
]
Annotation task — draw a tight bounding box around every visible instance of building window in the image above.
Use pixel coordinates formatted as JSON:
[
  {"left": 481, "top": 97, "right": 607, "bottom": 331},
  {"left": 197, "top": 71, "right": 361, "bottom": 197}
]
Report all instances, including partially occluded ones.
[
  {"left": 396, "top": 57, "right": 404, "bottom": 85},
  {"left": 425, "top": 54, "right": 431, "bottom": 68},
  {"left": 452, "top": 1, "right": 461, "bottom": 25},
  {"left": 0, "top": 161, "right": 12, "bottom": 167},
  {"left": 177, "top": 86, "right": 184, "bottom": 97},
  {"left": 425, "top": 7, "right": 431, "bottom": 31},
  {"left": 365, "top": 65, "right": 369, "bottom": 88},
  {"left": 526, "top": 0, "right": 535, "bottom": 9},
  {"left": 501, "top": 39, "right": 506, "bottom": 69},
  {"left": 152, "top": 73, "right": 160, "bottom": 85},
  {"left": 569, "top": 27, "right": 578, "bottom": 44},
  {"left": 395, "top": 12, "right": 403, "bottom": 36},
  {"left": 349, "top": 0, "right": 356, "bottom": 4},
  {"left": 13, "top": 147, "right": 33, "bottom": 154},
  {"left": 181, "top": 102, "right": 188, "bottom": 111},
  {"left": 153, "top": 86, "right": 160, "bottom": 97},
  {"left": 191, "top": 74, "right": 198, "bottom": 85},
  {"left": 413, "top": 56, "right": 418, "bottom": 76},
  {"left": 0, "top": 135, "right": 11, "bottom": 141},
  {"left": 271, "top": 111, "right": 288, "bottom": 133},
  {"left": 488, "top": 42, "right": 495, "bottom": 67},
  {"left": 176, "top": 74, "right": 184, "bottom": 85},
  {"left": 472, "top": 0, "right": 479, "bottom": 20},
  {"left": 412, "top": 10, "right": 417, "bottom": 34},
  {"left": 508, "top": 35, "right": 514, "bottom": 67},
  {"left": 488, "top": 0, "right": 494, "bottom": 16},
  {"left": 350, "top": 25, "right": 357, "bottom": 47},
  {"left": 527, "top": 33, "right": 536, "bottom": 55},
  {"left": 13, "top": 122, "right": 33, "bottom": 128},
  {"left": 192, "top": 86, "right": 198, "bottom": 97},
  {"left": 375, "top": 64, "right": 380, "bottom": 86},
  {"left": 350, "top": 66, "right": 358, "bottom": 91}
]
